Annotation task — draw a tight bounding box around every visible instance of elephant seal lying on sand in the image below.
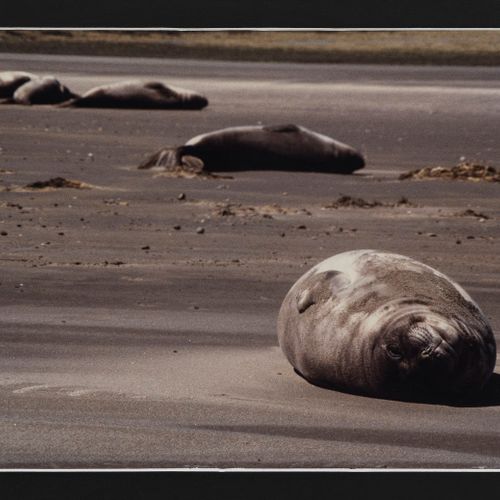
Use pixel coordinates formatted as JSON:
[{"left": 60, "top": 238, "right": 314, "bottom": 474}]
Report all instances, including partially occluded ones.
[
  {"left": 63, "top": 80, "right": 208, "bottom": 109},
  {"left": 277, "top": 250, "right": 496, "bottom": 401},
  {"left": 0, "top": 71, "right": 37, "bottom": 99},
  {"left": 11, "top": 76, "right": 77, "bottom": 105},
  {"left": 138, "top": 124, "right": 365, "bottom": 174}
]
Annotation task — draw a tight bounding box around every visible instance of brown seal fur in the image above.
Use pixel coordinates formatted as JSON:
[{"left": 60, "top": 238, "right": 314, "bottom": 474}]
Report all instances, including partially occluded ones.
[
  {"left": 12, "top": 76, "right": 77, "bottom": 105},
  {"left": 277, "top": 250, "right": 496, "bottom": 400},
  {"left": 63, "top": 80, "right": 208, "bottom": 109},
  {"left": 0, "top": 71, "right": 37, "bottom": 99},
  {"left": 138, "top": 124, "right": 365, "bottom": 174}
]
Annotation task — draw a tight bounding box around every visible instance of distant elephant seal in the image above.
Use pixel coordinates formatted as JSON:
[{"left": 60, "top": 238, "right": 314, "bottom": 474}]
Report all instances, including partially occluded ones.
[
  {"left": 277, "top": 250, "right": 496, "bottom": 400},
  {"left": 63, "top": 80, "right": 208, "bottom": 109},
  {"left": 0, "top": 71, "right": 37, "bottom": 98},
  {"left": 138, "top": 124, "right": 365, "bottom": 174},
  {"left": 12, "top": 76, "right": 77, "bottom": 105}
]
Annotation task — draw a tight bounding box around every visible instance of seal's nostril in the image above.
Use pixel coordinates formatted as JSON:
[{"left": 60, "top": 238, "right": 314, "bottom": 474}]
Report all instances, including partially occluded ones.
[{"left": 421, "top": 346, "right": 434, "bottom": 357}]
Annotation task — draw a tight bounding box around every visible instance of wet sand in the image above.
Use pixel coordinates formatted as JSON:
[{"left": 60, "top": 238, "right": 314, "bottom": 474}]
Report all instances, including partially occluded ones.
[{"left": 0, "top": 54, "right": 499, "bottom": 468}]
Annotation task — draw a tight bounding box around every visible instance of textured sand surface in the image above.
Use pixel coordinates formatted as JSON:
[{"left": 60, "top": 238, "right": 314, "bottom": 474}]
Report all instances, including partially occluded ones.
[{"left": 0, "top": 53, "right": 499, "bottom": 468}]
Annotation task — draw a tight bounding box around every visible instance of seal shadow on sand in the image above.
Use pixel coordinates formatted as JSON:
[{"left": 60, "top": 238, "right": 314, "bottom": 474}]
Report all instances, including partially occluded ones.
[
  {"left": 191, "top": 422, "right": 500, "bottom": 461},
  {"left": 294, "top": 369, "right": 500, "bottom": 408}
]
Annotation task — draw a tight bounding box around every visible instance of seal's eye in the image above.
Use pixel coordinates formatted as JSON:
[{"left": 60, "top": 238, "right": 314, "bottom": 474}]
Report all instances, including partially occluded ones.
[{"left": 386, "top": 344, "right": 403, "bottom": 359}]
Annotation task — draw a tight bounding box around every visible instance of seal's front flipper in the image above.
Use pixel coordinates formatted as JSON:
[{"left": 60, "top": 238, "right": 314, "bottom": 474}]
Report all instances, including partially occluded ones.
[
  {"left": 57, "top": 96, "right": 82, "bottom": 108},
  {"left": 296, "top": 270, "right": 350, "bottom": 314},
  {"left": 138, "top": 146, "right": 205, "bottom": 172},
  {"left": 138, "top": 147, "right": 184, "bottom": 170},
  {"left": 58, "top": 98, "right": 76, "bottom": 107},
  {"left": 180, "top": 155, "right": 205, "bottom": 174}
]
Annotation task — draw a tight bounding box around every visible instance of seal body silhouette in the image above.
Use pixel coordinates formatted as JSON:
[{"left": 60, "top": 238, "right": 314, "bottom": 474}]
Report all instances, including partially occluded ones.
[
  {"left": 138, "top": 124, "right": 365, "bottom": 174},
  {"left": 64, "top": 80, "right": 208, "bottom": 109},
  {"left": 277, "top": 250, "right": 496, "bottom": 400},
  {"left": 0, "top": 71, "right": 37, "bottom": 99},
  {"left": 12, "top": 76, "right": 76, "bottom": 105}
]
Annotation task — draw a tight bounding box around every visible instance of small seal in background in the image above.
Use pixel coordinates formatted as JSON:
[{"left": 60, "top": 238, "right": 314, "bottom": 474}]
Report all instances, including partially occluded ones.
[
  {"left": 62, "top": 80, "right": 208, "bottom": 110},
  {"left": 12, "top": 76, "right": 77, "bottom": 105},
  {"left": 138, "top": 124, "right": 365, "bottom": 174},
  {"left": 0, "top": 71, "right": 37, "bottom": 99}
]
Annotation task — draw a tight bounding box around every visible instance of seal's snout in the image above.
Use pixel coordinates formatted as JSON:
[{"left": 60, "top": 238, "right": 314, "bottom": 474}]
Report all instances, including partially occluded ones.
[
  {"left": 340, "top": 148, "right": 365, "bottom": 173},
  {"left": 186, "top": 95, "right": 208, "bottom": 110},
  {"left": 350, "top": 152, "right": 365, "bottom": 170},
  {"left": 198, "top": 96, "right": 209, "bottom": 109},
  {"left": 391, "top": 326, "right": 459, "bottom": 393},
  {"left": 419, "top": 338, "right": 448, "bottom": 360},
  {"left": 405, "top": 346, "right": 457, "bottom": 392},
  {"left": 353, "top": 153, "right": 366, "bottom": 170},
  {"left": 419, "top": 345, "right": 435, "bottom": 358}
]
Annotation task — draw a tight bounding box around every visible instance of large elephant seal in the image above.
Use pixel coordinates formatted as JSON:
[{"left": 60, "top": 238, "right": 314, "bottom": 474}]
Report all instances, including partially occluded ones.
[
  {"left": 12, "top": 76, "right": 77, "bottom": 105},
  {"left": 63, "top": 80, "right": 208, "bottom": 110},
  {"left": 138, "top": 124, "right": 365, "bottom": 174},
  {"left": 0, "top": 71, "right": 37, "bottom": 99},
  {"left": 277, "top": 250, "right": 496, "bottom": 401}
]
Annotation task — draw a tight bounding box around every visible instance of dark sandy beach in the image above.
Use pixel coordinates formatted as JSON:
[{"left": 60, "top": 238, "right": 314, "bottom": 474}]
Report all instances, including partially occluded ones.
[{"left": 0, "top": 53, "right": 499, "bottom": 468}]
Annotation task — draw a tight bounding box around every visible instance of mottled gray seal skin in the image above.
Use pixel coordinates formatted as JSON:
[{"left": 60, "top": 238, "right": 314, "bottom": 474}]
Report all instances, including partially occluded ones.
[
  {"left": 0, "top": 71, "right": 37, "bottom": 99},
  {"left": 63, "top": 80, "right": 208, "bottom": 109},
  {"left": 277, "top": 250, "right": 496, "bottom": 400},
  {"left": 138, "top": 124, "right": 365, "bottom": 174},
  {"left": 12, "top": 76, "right": 77, "bottom": 105}
]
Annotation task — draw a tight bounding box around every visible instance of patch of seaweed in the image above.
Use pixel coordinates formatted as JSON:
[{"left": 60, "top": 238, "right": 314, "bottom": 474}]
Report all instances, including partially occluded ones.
[
  {"left": 324, "top": 195, "right": 411, "bottom": 209},
  {"left": 213, "top": 202, "right": 311, "bottom": 218},
  {"left": 399, "top": 163, "right": 499, "bottom": 182},
  {"left": 25, "top": 177, "right": 90, "bottom": 189},
  {"left": 456, "top": 209, "right": 490, "bottom": 219}
]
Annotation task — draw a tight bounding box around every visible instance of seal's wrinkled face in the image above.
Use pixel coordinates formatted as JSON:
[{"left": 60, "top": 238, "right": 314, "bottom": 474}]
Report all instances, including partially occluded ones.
[{"left": 378, "top": 319, "right": 462, "bottom": 396}]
